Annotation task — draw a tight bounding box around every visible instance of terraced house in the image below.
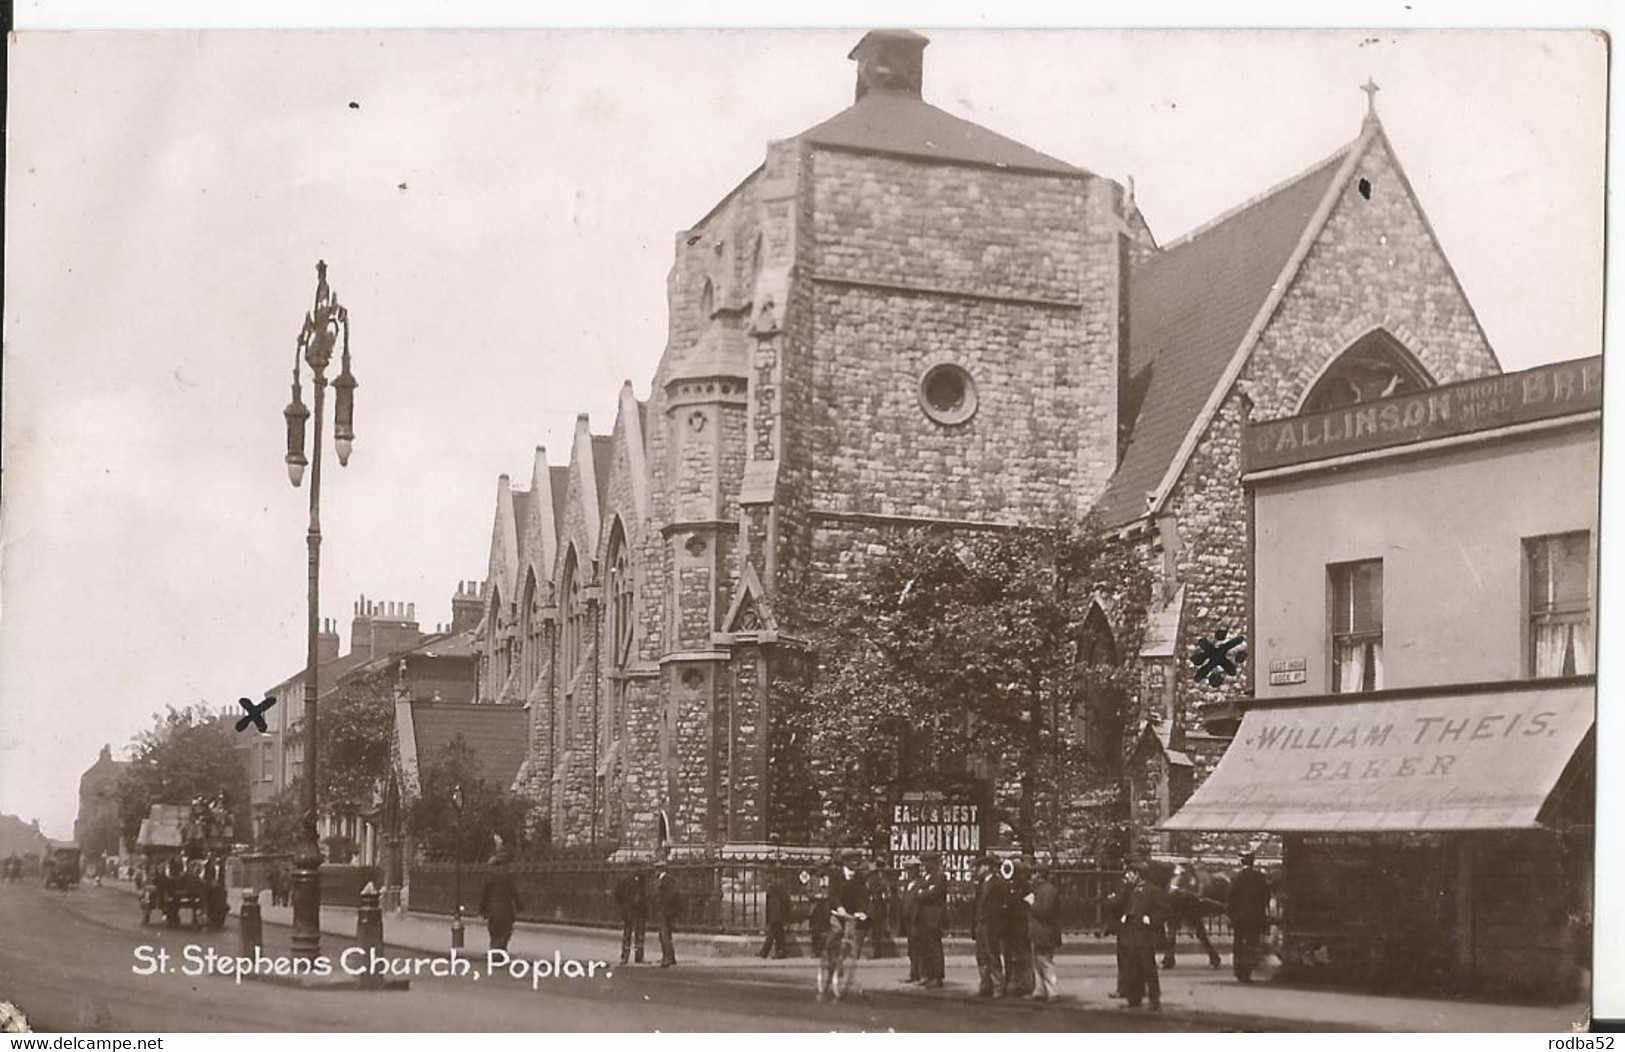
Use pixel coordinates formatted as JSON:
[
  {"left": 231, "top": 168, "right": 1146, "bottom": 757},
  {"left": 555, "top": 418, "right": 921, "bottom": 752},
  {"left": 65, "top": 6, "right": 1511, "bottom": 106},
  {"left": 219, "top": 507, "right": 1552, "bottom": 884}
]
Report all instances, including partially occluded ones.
[{"left": 472, "top": 31, "right": 1503, "bottom": 859}]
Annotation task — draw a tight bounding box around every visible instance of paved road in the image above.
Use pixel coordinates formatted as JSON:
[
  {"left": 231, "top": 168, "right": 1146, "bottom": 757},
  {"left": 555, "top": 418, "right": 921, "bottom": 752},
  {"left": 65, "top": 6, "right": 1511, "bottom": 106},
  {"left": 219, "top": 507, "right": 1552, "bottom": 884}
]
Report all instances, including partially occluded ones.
[{"left": 0, "top": 882, "right": 1217, "bottom": 1033}]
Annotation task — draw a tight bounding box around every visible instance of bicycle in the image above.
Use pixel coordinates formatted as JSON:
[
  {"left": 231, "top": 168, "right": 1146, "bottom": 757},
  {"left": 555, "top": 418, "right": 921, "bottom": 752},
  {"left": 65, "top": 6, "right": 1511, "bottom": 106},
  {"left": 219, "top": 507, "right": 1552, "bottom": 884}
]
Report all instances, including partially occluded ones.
[{"left": 817, "top": 909, "right": 868, "bottom": 1002}]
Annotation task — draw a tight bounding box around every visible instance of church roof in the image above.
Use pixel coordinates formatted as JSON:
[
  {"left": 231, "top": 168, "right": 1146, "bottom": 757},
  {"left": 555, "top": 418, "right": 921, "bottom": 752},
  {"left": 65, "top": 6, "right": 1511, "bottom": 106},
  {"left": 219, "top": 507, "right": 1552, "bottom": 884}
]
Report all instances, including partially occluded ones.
[
  {"left": 408, "top": 701, "right": 528, "bottom": 791},
  {"left": 797, "top": 90, "right": 1085, "bottom": 177},
  {"left": 592, "top": 434, "right": 614, "bottom": 511},
  {"left": 510, "top": 488, "right": 531, "bottom": 546},
  {"left": 1094, "top": 144, "right": 1351, "bottom": 527},
  {"left": 549, "top": 466, "right": 570, "bottom": 543}
]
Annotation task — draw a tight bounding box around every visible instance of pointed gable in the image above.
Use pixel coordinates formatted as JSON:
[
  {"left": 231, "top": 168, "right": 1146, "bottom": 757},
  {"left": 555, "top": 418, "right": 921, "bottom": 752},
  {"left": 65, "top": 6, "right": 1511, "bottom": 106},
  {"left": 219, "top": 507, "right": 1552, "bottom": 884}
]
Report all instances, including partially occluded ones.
[
  {"left": 522, "top": 446, "right": 559, "bottom": 596},
  {"left": 485, "top": 473, "right": 520, "bottom": 607},
  {"left": 561, "top": 415, "right": 604, "bottom": 563},
  {"left": 1095, "top": 141, "right": 1354, "bottom": 527},
  {"left": 616, "top": 381, "right": 651, "bottom": 521}
]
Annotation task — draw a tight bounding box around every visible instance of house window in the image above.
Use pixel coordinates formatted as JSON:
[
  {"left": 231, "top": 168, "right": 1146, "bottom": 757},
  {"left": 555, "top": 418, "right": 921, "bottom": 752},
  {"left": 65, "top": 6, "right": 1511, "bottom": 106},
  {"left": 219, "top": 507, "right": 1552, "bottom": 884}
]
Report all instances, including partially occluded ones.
[
  {"left": 261, "top": 741, "right": 274, "bottom": 782},
  {"left": 1330, "top": 560, "right": 1383, "bottom": 693},
  {"left": 1527, "top": 532, "right": 1592, "bottom": 677}
]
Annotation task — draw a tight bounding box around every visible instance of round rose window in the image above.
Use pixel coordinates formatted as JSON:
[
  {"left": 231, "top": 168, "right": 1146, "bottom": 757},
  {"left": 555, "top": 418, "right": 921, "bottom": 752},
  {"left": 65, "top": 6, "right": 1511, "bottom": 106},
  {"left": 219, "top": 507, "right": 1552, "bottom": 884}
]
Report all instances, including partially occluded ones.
[{"left": 918, "top": 363, "right": 978, "bottom": 425}]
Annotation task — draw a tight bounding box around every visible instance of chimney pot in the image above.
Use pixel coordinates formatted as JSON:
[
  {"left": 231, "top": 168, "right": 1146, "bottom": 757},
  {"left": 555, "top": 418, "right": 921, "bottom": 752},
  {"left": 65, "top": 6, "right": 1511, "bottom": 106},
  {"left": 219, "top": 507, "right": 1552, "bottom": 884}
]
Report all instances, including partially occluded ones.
[{"left": 848, "top": 29, "right": 929, "bottom": 103}]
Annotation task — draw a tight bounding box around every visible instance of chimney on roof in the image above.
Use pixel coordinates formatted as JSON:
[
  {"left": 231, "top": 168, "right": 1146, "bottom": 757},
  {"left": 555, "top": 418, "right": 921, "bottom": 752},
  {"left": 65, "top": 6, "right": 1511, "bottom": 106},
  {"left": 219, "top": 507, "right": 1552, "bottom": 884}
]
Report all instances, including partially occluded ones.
[
  {"left": 849, "top": 29, "right": 929, "bottom": 102},
  {"left": 451, "top": 579, "right": 484, "bottom": 635},
  {"left": 350, "top": 595, "right": 372, "bottom": 659},
  {"left": 317, "top": 617, "right": 340, "bottom": 664}
]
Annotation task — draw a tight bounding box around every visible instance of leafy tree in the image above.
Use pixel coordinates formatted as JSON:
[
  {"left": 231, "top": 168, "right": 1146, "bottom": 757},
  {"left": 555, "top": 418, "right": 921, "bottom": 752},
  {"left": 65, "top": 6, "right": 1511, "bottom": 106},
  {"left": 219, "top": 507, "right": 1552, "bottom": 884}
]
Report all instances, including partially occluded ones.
[
  {"left": 117, "top": 704, "right": 250, "bottom": 844},
  {"left": 782, "top": 520, "right": 1150, "bottom": 854},
  {"left": 314, "top": 672, "right": 395, "bottom": 813},
  {"left": 407, "top": 735, "right": 528, "bottom": 862},
  {"left": 254, "top": 783, "right": 306, "bottom": 854}
]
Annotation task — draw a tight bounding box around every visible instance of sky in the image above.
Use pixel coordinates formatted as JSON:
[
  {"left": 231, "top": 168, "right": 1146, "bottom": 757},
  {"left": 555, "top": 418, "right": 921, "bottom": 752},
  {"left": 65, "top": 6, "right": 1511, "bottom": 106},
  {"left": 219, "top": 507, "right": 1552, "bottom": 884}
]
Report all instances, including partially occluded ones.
[{"left": 0, "top": 25, "right": 1606, "bottom": 840}]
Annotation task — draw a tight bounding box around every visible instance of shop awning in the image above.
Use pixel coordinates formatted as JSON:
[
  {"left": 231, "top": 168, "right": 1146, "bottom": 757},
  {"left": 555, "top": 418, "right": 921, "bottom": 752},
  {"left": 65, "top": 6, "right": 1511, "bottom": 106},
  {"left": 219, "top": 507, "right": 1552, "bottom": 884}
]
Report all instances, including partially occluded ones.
[{"left": 1162, "top": 682, "right": 1594, "bottom": 832}]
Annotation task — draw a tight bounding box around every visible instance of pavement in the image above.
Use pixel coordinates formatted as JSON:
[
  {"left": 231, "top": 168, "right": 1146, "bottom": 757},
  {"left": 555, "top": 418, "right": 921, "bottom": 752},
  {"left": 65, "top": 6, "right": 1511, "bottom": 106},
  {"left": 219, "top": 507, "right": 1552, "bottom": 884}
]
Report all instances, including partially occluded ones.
[
  {"left": 230, "top": 886, "right": 1586, "bottom": 1032},
  {"left": 0, "top": 881, "right": 1212, "bottom": 1033}
]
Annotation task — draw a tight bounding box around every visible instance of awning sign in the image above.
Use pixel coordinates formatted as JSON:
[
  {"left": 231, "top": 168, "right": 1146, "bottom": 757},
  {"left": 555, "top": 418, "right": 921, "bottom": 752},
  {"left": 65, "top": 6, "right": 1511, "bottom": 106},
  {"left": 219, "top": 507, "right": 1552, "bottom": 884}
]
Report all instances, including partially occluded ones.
[{"left": 1163, "top": 684, "right": 1593, "bottom": 832}]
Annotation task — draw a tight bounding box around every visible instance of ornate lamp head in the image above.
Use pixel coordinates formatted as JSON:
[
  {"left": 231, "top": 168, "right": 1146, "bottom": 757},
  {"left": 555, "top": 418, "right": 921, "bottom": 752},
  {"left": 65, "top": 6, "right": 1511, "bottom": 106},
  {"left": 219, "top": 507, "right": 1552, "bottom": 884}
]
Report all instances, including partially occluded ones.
[{"left": 283, "top": 368, "right": 310, "bottom": 487}]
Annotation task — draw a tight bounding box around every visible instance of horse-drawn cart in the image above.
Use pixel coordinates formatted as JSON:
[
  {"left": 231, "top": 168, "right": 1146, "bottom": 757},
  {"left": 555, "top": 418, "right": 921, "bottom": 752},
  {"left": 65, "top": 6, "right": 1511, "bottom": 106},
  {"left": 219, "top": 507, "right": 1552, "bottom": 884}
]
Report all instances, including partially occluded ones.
[
  {"left": 43, "top": 846, "right": 81, "bottom": 891},
  {"left": 135, "top": 803, "right": 230, "bottom": 929}
]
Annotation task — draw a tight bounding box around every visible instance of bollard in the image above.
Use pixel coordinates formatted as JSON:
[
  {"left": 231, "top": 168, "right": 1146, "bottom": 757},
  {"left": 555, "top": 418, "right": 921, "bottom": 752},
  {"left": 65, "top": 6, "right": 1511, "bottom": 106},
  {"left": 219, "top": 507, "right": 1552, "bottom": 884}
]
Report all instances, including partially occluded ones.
[
  {"left": 356, "top": 881, "right": 384, "bottom": 951},
  {"left": 239, "top": 889, "right": 263, "bottom": 956},
  {"left": 451, "top": 905, "right": 465, "bottom": 950}
]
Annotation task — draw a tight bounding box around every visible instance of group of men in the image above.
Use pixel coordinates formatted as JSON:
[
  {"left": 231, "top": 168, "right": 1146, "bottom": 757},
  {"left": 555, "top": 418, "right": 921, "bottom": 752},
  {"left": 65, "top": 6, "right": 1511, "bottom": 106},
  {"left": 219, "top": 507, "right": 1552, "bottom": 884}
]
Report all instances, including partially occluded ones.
[
  {"left": 1105, "top": 851, "right": 1273, "bottom": 1011},
  {"left": 956, "top": 854, "right": 1065, "bottom": 1002},
  {"left": 610, "top": 861, "right": 684, "bottom": 967},
  {"left": 476, "top": 853, "right": 685, "bottom": 966}
]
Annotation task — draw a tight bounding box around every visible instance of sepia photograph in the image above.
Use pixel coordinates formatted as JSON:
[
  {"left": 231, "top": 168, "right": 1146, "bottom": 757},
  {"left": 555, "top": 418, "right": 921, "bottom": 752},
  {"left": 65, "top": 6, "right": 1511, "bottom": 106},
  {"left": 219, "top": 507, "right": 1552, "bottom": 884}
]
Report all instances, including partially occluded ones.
[{"left": 0, "top": 18, "right": 1608, "bottom": 1035}]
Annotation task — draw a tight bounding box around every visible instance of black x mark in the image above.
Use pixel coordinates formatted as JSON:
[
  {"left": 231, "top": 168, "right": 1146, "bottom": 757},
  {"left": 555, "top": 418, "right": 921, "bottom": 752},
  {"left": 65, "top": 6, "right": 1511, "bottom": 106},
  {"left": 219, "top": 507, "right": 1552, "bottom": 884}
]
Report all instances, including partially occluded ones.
[{"left": 235, "top": 696, "right": 277, "bottom": 733}]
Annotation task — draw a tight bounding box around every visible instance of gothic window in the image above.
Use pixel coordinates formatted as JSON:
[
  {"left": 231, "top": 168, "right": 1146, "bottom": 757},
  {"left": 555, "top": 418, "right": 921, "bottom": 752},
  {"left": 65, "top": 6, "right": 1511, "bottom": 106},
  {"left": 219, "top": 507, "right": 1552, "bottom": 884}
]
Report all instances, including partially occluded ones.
[
  {"left": 1079, "top": 607, "right": 1123, "bottom": 774},
  {"left": 608, "top": 523, "right": 635, "bottom": 672},
  {"left": 1301, "top": 330, "right": 1435, "bottom": 414},
  {"left": 562, "top": 548, "right": 583, "bottom": 745},
  {"left": 699, "top": 278, "right": 715, "bottom": 320},
  {"left": 520, "top": 570, "right": 540, "bottom": 693},
  {"left": 485, "top": 585, "right": 503, "bottom": 699},
  {"left": 607, "top": 521, "right": 634, "bottom": 758}
]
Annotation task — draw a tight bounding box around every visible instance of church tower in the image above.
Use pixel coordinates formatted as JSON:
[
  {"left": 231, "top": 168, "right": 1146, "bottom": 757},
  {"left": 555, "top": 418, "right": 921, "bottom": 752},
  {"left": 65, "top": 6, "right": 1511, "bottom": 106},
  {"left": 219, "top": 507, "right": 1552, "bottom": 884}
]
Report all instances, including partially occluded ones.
[{"left": 635, "top": 30, "right": 1136, "bottom": 851}]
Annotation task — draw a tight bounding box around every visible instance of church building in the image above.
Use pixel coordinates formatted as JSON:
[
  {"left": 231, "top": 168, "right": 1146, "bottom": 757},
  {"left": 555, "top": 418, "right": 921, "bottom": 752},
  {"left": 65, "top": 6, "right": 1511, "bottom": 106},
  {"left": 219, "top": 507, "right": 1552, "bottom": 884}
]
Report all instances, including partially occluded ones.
[{"left": 473, "top": 31, "right": 1502, "bottom": 858}]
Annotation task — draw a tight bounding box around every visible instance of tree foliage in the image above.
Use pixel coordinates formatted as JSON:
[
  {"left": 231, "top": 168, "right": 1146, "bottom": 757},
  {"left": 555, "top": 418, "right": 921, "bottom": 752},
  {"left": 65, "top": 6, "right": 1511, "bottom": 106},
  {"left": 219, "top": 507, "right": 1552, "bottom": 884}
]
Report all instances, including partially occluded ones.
[
  {"left": 407, "top": 735, "right": 528, "bottom": 862},
  {"left": 783, "top": 520, "right": 1151, "bottom": 854},
  {"left": 314, "top": 673, "right": 395, "bottom": 813},
  {"left": 117, "top": 704, "right": 250, "bottom": 844},
  {"left": 254, "top": 783, "right": 306, "bottom": 854}
]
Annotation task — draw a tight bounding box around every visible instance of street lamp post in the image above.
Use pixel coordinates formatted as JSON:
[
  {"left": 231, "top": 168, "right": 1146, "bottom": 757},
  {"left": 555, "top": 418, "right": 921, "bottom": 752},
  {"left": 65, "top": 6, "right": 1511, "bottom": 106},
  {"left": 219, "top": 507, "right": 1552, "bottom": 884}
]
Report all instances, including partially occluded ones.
[
  {"left": 451, "top": 783, "right": 465, "bottom": 949},
  {"left": 282, "top": 260, "right": 358, "bottom": 960}
]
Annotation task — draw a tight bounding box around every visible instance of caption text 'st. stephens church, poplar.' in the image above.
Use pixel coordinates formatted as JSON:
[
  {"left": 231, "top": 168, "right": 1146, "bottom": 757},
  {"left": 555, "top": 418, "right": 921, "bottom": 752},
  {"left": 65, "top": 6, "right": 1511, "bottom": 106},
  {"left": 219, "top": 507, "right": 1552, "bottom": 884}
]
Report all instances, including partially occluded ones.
[{"left": 463, "top": 30, "right": 1501, "bottom": 858}]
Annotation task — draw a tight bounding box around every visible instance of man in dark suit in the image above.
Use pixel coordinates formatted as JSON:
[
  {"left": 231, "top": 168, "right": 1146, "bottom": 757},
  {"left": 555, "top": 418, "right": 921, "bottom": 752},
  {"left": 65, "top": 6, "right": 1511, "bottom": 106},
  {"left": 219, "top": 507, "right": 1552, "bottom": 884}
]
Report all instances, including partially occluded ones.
[
  {"left": 759, "top": 870, "right": 790, "bottom": 959},
  {"left": 1226, "top": 851, "right": 1271, "bottom": 983},
  {"left": 1116, "top": 863, "right": 1169, "bottom": 1010},
  {"left": 1000, "top": 857, "right": 1035, "bottom": 998},
  {"left": 655, "top": 861, "right": 681, "bottom": 967},
  {"left": 972, "top": 855, "right": 1008, "bottom": 998},
  {"left": 478, "top": 852, "right": 524, "bottom": 952},
  {"left": 897, "top": 862, "right": 922, "bottom": 982},
  {"left": 1101, "top": 869, "right": 1134, "bottom": 997},
  {"left": 613, "top": 866, "right": 648, "bottom": 965},
  {"left": 913, "top": 851, "right": 947, "bottom": 988}
]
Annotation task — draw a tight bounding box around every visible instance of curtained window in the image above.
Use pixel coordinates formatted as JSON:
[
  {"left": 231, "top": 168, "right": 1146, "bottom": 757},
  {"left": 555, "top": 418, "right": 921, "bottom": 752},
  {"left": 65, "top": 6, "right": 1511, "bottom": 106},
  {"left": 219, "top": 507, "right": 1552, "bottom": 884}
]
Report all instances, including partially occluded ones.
[
  {"left": 1527, "top": 532, "right": 1592, "bottom": 677},
  {"left": 1331, "top": 560, "right": 1383, "bottom": 693}
]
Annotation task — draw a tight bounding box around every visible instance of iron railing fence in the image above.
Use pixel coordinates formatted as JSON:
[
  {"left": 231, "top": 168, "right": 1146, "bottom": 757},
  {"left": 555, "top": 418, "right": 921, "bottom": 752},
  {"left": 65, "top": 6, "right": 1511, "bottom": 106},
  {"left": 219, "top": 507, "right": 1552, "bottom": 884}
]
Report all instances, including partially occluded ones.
[{"left": 404, "top": 858, "right": 1231, "bottom": 939}]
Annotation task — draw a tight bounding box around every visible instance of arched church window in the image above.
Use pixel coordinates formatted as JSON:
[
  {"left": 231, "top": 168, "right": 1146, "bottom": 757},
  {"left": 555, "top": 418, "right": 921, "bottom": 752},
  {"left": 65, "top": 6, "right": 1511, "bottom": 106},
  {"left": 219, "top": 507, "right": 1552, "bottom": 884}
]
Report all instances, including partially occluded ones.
[
  {"left": 1079, "top": 607, "right": 1124, "bottom": 774},
  {"left": 608, "top": 522, "right": 635, "bottom": 672},
  {"left": 562, "top": 548, "right": 583, "bottom": 679},
  {"left": 485, "top": 585, "right": 503, "bottom": 699},
  {"left": 520, "top": 570, "right": 540, "bottom": 693},
  {"left": 699, "top": 278, "right": 715, "bottom": 320},
  {"left": 1301, "top": 329, "right": 1435, "bottom": 414}
]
